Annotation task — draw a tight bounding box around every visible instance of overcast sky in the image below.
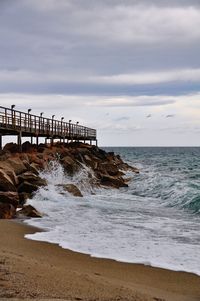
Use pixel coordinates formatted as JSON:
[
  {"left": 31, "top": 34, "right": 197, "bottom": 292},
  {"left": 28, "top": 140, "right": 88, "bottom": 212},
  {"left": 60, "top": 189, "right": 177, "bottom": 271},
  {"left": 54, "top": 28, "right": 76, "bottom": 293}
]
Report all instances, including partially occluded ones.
[{"left": 0, "top": 0, "right": 200, "bottom": 146}]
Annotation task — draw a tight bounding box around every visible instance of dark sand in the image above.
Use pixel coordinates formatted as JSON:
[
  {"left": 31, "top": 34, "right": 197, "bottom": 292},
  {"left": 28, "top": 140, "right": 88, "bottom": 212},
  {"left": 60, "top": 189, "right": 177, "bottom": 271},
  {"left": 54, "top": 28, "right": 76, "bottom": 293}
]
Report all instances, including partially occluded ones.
[{"left": 0, "top": 220, "right": 200, "bottom": 301}]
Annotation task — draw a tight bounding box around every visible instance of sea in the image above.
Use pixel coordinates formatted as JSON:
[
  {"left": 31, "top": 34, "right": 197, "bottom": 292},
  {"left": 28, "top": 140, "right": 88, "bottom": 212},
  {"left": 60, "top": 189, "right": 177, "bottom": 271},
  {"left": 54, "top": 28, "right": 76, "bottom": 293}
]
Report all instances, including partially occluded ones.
[{"left": 24, "top": 147, "right": 200, "bottom": 276}]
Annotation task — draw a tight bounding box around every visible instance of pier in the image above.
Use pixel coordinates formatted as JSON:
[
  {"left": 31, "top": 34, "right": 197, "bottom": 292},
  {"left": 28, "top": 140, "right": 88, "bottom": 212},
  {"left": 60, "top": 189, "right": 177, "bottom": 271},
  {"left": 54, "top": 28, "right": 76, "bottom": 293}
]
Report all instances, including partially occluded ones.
[{"left": 0, "top": 105, "right": 97, "bottom": 149}]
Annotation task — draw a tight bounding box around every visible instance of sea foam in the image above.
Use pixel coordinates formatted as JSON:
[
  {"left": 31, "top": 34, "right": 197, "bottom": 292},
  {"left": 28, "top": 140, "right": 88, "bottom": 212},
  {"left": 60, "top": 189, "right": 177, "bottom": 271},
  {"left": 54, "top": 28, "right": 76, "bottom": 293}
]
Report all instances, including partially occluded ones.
[{"left": 25, "top": 147, "right": 200, "bottom": 276}]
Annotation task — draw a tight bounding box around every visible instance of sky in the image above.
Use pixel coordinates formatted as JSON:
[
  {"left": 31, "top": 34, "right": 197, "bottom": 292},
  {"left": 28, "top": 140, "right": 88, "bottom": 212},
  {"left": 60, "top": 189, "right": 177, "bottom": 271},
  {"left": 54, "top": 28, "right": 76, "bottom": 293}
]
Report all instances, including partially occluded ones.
[{"left": 0, "top": 0, "right": 200, "bottom": 146}]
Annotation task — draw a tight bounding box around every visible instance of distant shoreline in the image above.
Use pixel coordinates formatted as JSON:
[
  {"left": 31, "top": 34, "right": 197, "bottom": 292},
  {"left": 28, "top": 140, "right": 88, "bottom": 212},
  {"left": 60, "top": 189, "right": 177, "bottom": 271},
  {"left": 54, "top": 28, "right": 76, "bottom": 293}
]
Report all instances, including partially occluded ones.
[{"left": 1, "top": 219, "right": 200, "bottom": 301}]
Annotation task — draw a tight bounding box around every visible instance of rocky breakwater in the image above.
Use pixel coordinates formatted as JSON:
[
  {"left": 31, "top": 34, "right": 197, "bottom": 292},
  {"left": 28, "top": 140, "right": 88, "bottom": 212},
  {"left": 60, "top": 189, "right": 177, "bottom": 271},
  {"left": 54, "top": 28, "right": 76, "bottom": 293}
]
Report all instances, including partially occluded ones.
[{"left": 0, "top": 142, "right": 139, "bottom": 219}]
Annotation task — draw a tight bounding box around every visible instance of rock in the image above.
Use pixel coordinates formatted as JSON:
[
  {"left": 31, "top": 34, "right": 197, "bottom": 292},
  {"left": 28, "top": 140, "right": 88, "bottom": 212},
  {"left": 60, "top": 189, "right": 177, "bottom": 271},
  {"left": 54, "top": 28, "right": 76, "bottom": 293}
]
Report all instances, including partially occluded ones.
[
  {"left": 19, "top": 192, "right": 31, "bottom": 205},
  {"left": 0, "top": 192, "right": 19, "bottom": 208},
  {"left": 0, "top": 203, "right": 16, "bottom": 219},
  {"left": 22, "top": 161, "right": 39, "bottom": 175},
  {"left": 6, "top": 157, "right": 27, "bottom": 175},
  {"left": 18, "top": 172, "right": 47, "bottom": 186},
  {"left": 61, "top": 156, "right": 80, "bottom": 175},
  {"left": 99, "top": 174, "right": 128, "bottom": 189},
  {"left": 22, "top": 141, "right": 36, "bottom": 153},
  {"left": 98, "top": 162, "right": 119, "bottom": 176},
  {"left": 57, "top": 184, "right": 83, "bottom": 197},
  {"left": 0, "top": 169, "right": 17, "bottom": 192},
  {"left": 17, "top": 205, "right": 42, "bottom": 218},
  {"left": 0, "top": 162, "right": 19, "bottom": 186},
  {"left": 18, "top": 181, "right": 39, "bottom": 194},
  {"left": 3, "top": 143, "right": 20, "bottom": 153}
]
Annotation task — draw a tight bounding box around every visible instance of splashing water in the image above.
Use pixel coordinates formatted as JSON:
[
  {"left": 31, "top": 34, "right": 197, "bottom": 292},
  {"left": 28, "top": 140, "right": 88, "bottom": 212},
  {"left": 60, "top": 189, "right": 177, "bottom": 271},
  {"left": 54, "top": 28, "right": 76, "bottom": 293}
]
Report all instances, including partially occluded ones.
[{"left": 25, "top": 147, "right": 200, "bottom": 276}]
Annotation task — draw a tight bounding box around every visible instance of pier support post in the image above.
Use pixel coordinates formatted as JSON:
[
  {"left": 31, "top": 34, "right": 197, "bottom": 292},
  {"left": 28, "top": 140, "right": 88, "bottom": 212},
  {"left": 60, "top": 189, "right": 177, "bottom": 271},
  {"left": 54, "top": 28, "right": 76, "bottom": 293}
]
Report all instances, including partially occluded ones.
[
  {"left": 96, "top": 139, "right": 98, "bottom": 147},
  {"left": 51, "top": 137, "right": 54, "bottom": 146},
  {"left": 31, "top": 136, "right": 33, "bottom": 144},
  {"left": 17, "top": 131, "right": 22, "bottom": 152},
  {"left": 0, "top": 135, "right": 2, "bottom": 150},
  {"left": 36, "top": 135, "right": 39, "bottom": 146}
]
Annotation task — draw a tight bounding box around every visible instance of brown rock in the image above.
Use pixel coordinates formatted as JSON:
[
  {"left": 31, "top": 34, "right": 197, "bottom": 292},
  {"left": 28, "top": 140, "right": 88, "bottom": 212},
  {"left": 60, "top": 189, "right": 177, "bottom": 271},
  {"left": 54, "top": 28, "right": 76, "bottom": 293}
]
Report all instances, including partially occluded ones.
[
  {"left": 100, "top": 174, "right": 128, "bottom": 189},
  {"left": 18, "top": 172, "right": 47, "bottom": 186},
  {"left": 6, "top": 157, "right": 27, "bottom": 175},
  {"left": 0, "top": 203, "right": 16, "bottom": 219},
  {"left": 3, "top": 143, "right": 20, "bottom": 153},
  {"left": 22, "top": 161, "right": 39, "bottom": 175},
  {"left": 18, "top": 181, "right": 39, "bottom": 194},
  {"left": 0, "top": 162, "right": 19, "bottom": 186},
  {"left": 61, "top": 156, "right": 80, "bottom": 175},
  {"left": 0, "top": 169, "right": 17, "bottom": 192},
  {"left": 17, "top": 205, "right": 42, "bottom": 218},
  {"left": 19, "top": 192, "right": 31, "bottom": 205},
  {"left": 98, "top": 162, "right": 119, "bottom": 176},
  {"left": 57, "top": 184, "right": 83, "bottom": 197},
  {"left": 0, "top": 192, "right": 19, "bottom": 208}
]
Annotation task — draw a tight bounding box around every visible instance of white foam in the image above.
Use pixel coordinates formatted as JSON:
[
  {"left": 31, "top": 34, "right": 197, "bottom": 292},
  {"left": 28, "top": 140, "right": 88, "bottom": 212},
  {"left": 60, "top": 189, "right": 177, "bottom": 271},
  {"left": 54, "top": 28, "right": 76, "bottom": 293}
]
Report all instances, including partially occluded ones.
[{"left": 24, "top": 160, "right": 200, "bottom": 276}]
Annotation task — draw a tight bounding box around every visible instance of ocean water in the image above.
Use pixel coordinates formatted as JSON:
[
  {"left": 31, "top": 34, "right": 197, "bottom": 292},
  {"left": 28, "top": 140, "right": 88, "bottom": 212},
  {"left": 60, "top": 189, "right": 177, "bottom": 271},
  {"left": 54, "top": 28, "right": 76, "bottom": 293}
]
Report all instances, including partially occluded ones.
[{"left": 25, "top": 147, "right": 200, "bottom": 275}]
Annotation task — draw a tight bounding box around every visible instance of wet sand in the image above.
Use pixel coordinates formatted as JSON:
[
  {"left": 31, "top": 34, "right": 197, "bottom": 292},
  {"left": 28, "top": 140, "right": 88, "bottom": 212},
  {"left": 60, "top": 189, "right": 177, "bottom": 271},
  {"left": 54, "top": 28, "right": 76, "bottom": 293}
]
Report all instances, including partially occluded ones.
[{"left": 0, "top": 220, "right": 200, "bottom": 301}]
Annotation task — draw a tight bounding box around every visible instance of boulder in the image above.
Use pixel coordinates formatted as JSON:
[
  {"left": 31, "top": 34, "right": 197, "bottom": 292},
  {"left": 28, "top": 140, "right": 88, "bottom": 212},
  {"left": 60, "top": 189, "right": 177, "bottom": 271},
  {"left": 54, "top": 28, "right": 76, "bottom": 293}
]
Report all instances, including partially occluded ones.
[
  {"left": 19, "top": 192, "right": 31, "bottom": 205},
  {"left": 3, "top": 143, "right": 20, "bottom": 153},
  {"left": 57, "top": 184, "right": 83, "bottom": 197},
  {"left": 17, "top": 205, "right": 42, "bottom": 218},
  {"left": 0, "top": 192, "right": 19, "bottom": 208},
  {"left": 98, "top": 162, "right": 119, "bottom": 177},
  {"left": 22, "top": 161, "right": 39, "bottom": 175},
  {"left": 99, "top": 174, "right": 128, "bottom": 189},
  {"left": 61, "top": 156, "right": 80, "bottom": 175},
  {"left": 18, "top": 172, "right": 47, "bottom": 186},
  {"left": 0, "top": 169, "right": 17, "bottom": 192},
  {"left": 18, "top": 181, "right": 39, "bottom": 194},
  {"left": 0, "top": 203, "right": 16, "bottom": 219},
  {"left": 0, "top": 162, "right": 19, "bottom": 186},
  {"left": 6, "top": 157, "right": 27, "bottom": 175}
]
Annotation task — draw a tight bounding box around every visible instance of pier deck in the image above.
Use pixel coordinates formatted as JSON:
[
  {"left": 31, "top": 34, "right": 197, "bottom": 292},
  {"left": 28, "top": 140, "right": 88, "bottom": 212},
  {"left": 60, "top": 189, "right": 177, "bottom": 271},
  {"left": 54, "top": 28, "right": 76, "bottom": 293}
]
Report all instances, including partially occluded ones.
[{"left": 0, "top": 105, "right": 97, "bottom": 149}]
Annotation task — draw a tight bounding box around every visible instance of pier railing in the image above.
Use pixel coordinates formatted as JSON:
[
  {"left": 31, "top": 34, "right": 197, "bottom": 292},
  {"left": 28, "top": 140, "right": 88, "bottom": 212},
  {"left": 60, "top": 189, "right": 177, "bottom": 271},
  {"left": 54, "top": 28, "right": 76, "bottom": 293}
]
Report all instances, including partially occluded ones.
[{"left": 0, "top": 105, "right": 96, "bottom": 142}]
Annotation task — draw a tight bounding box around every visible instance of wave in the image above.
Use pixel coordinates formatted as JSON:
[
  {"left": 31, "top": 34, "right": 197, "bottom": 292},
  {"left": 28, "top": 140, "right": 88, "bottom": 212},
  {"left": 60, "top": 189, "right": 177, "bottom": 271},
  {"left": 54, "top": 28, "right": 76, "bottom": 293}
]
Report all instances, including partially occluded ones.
[{"left": 24, "top": 149, "right": 200, "bottom": 276}]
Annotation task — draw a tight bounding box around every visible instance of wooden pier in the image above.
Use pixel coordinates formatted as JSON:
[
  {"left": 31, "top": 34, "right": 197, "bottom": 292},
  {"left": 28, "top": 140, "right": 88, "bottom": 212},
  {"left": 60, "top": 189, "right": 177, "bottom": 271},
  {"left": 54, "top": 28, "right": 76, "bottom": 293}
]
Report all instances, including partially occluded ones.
[{"left": 0, "top": 105, "right": 97, "bottom": 149}]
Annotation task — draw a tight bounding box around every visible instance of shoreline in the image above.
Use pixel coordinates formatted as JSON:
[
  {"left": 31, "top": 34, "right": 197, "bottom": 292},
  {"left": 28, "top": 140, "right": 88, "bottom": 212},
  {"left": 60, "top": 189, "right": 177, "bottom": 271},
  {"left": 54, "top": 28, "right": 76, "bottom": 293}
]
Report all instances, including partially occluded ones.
[
  {"left": 1, "top": 220, "right": 200, "bottom": 301},
  {"left": 24, "top": 219, "right": 200, "bottom": 278}
]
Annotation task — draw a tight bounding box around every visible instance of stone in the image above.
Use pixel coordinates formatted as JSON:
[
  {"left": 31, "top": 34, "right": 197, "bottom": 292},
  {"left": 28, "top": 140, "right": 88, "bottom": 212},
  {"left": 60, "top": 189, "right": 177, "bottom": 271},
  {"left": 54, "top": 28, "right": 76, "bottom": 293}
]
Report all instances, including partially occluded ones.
[
  {"left": 0, "top": 192, "right": 19, "bottom": 208},
  {"left": 6, "top": 157, "right": 27, "bottom": 175},
  {"left": 0, "top": 169, "right": 17, "bottom": 192},
  {"left": 17, "top": 205, "right": 42, "bottom": 218},
  {"left": 18, "top": 172, "right": 47, "bottom": 186},
  {"left": 3, "top": 143, "right": 20, "bottom": 153},
  {"left": 19, "top": 192, "right": 31, "bottom": 205},
  {"left": 0, "top": 203, "right": 16, "bottom": 219},
  {"left": 99, "top": 174, "right": 128, "bottom": 189},
  {"left": 98, "top": 162, "right": 119, "bottom": 176},
  {"left": 22, "top": 161, "right": 39, "bottom": 175},
  {"left": 18, "top": 181, "right": 39, "bottom": 194},
  {"left": 57, "top": 184, "right": 83, "bottom": 197},
  {"left": 61, "top": 156, "right": 80, "bottom": 175},
  {"left": 0, "top": 162, "right": 19, "bottom": 186}
]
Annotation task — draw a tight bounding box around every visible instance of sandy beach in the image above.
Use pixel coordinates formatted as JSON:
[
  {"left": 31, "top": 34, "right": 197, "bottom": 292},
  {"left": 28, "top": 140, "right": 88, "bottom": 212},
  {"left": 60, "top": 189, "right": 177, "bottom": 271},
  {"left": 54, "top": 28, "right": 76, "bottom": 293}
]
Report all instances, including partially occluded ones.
[{"left": 0, "top": 220, "right": 199, "bottom": 301}]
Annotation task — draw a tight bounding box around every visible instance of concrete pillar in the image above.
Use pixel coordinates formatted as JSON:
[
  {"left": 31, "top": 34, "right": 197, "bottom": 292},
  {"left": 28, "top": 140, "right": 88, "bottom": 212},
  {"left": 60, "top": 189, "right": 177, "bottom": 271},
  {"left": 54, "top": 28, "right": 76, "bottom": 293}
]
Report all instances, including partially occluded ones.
[
  {"left": 36, "top": 136, "right": 39, "bottom": 146},
  {"left": 96, "top": 139, "right": 98, "bottom": 147},
  {"left": 17, "top": 131, "right": 22, "bottom": 152},
  {"left": 31, "top": 136, "right": 33, "bottom": 144},
  {"left": 0, "top": 135, "right": 2, "bottom": 150}
]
